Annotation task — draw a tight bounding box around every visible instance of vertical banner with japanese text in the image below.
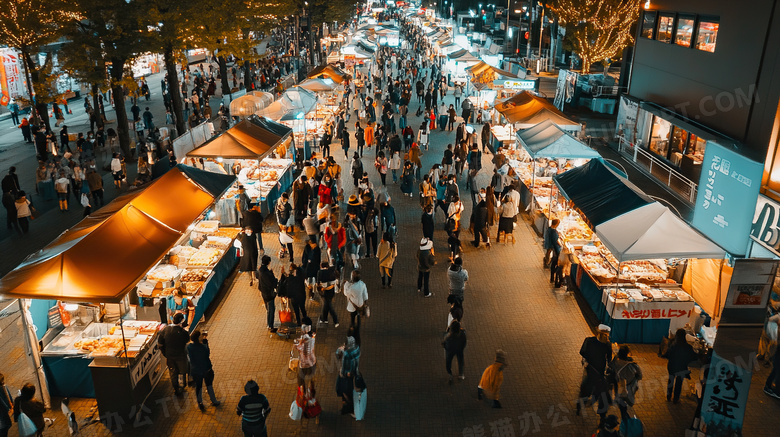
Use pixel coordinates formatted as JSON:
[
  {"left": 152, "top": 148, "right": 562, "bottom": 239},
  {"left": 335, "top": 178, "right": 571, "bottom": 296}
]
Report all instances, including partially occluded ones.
[
  {"left": 692, "top": 141, "right": 763, "bottom": 256},
  {"left": 700, "top": 352, "right": 751, "bottom": 435}
]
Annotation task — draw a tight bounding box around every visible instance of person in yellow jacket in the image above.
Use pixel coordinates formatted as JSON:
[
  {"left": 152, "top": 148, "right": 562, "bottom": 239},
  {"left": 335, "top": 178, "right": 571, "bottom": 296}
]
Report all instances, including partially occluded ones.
[{"left": 478, "top": 349, "right": 508, "bottom": 408}]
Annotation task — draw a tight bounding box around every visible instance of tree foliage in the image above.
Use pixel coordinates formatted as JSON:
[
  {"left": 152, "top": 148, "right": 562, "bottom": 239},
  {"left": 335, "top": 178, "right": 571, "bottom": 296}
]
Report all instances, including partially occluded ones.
[{"left": 548, "top": 0, "right": 639, "bottom": 73}]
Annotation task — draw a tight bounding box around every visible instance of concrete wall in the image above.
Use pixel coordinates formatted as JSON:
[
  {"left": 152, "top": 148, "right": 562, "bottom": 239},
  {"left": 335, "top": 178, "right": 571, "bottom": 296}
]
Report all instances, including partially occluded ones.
[{"left": 629, "top": 0, "right": 780, "bottom": 161}]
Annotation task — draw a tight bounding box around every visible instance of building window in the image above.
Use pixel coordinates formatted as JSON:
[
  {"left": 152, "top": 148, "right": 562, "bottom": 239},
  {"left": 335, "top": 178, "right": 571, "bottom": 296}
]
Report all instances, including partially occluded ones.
[
  {"left": 674, "top": 16, "right": 694, "bottom": 47},
  {"left": 641, "top": 11, "right": 657, "bottom": 39},
  {"left": 687, "top": 134, "right": 707, "bottom": 162},
  {"left": 657, "top": 13, "right": 675, "bottom": 43},
  {"left": 648, "top": 116, "right": 671, "bottom": 159},
  {"left": 696, "top": 20, "right": 719, "bottom": 52},
  {"left": 669, "top": 126, "right": 688, "bottom": 166}
]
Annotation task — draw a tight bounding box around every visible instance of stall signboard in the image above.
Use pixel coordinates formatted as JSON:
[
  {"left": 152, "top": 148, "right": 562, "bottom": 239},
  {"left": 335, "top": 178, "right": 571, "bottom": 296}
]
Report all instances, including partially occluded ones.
[
  {"left": 131, "top": 341, "right": 163, "bottom": 387},
  {"left": 492, "top": 79, "right": 538, "bottom": 91},
  {"left": 700, "top": 352, "right": 751, "bottom": 435},
  {"left": 692, "top": 141, "right": 762, "bottom": 256},
  {"left": 720, "top": 258, "right": 779, "bottom": 325},
  {"left": 750, "top": 195, "right": 780, "bottom": 257}
]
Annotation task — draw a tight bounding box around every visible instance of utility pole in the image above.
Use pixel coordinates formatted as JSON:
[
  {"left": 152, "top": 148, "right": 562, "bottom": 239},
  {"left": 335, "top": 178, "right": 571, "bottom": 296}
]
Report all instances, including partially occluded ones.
[{"left": 538, "top": 5, "right": 545, "bottom": 69}]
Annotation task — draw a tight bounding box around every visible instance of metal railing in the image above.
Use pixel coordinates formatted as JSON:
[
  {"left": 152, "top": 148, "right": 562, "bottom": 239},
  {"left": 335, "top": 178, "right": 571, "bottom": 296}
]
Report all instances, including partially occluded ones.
[
  {"left": 594, "top": 86, "right": 627, "bottom": 97},
  {"left": 617, "top": 136, "right": 698, "bottom": 203}
]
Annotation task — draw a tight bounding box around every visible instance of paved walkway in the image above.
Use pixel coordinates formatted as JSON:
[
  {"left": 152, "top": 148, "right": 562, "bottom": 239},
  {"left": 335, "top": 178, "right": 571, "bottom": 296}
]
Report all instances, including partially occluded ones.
[
  {"left": 1, "top": 76, "right": 771, "bottom": 436},
  {"left": 1, "top": 50, "right": 779, "bottom": 437}
]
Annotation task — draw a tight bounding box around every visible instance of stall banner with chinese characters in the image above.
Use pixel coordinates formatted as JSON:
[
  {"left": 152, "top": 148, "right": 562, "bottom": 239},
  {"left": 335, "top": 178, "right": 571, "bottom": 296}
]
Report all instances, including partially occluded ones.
[
  {"left": 0, "top": 48, "right": 26, "bottom": 106},
  {"left": 692, "top": 141, "right": 762, "bottom": 256},
  {"left": 701, "top": 352, "right": 751, "bottom": 435}
]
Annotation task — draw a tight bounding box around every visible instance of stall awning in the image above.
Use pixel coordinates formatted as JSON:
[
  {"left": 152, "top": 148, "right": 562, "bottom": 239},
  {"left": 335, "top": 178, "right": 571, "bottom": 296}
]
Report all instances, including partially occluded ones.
[
  {"left": 307, "top": 64, "right": 346, "bottom": 83},
  {"left": 298, "top": 78, "right": 337, "bottom": 93},
  {"left": 495, "top": 91, "right": 581, "bottom": 130},
  {"left": 187, "top": 116, "right": 291, "bottom": 159},
  {"left": 595, "top": 202, "right": 726, "bottom": 262},
  {"left": 447, "top": 50, "right": 481, "bottom": 64},
  {"left": 0, "top": 165, "right": 236, "bottom": 303},
  {"left": 517, "top": 120, "right": 601, "bottom": 159},
  {"left": 256, "top": 87, "right": 319, "bottom": 121},
  {"left": 554, "top": 159, "right": 653, "bottom": 226},
  {"left": 467, "top": 61, "right": 518, "bottom": 83}
]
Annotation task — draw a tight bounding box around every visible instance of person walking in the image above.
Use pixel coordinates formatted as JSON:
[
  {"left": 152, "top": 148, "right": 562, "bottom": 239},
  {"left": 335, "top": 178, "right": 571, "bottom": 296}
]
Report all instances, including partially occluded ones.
[
  {"left": 663, "top": 328, "right": 697, "bottom": 403},
  {"left": 478, "top": 350, "right": 508, "bottom": 408},
  {"left": 447, "top": 256, "right": 469, "bottom": 303},
  {"left": 235, "top": 227, "right": 259, "bottom": 285},
  {"left": 237, "top": 380, "right": 271, "bottom": 437},
  {"left": 13, "top": 383, "right": 45, "bottom": 437},
  {"left": 336, "top": 336, "right": 361, "bottom": 416},
  {"left": 295, "top": 319, "right": 317, "bottom": 387},
  {"left": 377, "top": 231, "right": 397, "bottom": 288},
  {"left": 470, "top": 190, "right": 490, "bottom": 248},
  {"left": 416, "top": 237, "right": 436, "bottom": 298},
  {"left": 576, "top": 325, "right": 613, "bottom": 419},
  {"left": 389, "top": 150, "right": 401, "bottom": 184},
  {"left": 608, "top": 345, "right": 642, "bottom": 416},
  {"left": 159, "top": 313, "right": 190, "bottom": 396},
  {"left": 375, "top": 151, "right": 388, "bottom": 186},
  {"left": 344, "top": 269, "right": 368, "bottom": 328},
  {"left": 317, "top": 261, "right": 339, "bottom": 327},
  {"left": 257, "top": 255, "right": 279, "bottom": 333},
  {"left": 14, "top": 191, "right": 33, "bottom": 234},
  {"left": 187, "top": 330, "right": 221, "bottom": 411},
  {"left": 301, "top": 239, "right": 322, "bottom": 301},
  {"left": 0, "top": 373, "right": 13, "bottom": 437},
  {"left": 355, "top": 123, "right": 365, "bottom": 157},
  {"left": 86, "top": 168, "right": 104, "bottom": 208},
  {"left": 443, "top": 320, "right": 467, "bottom": 383}
]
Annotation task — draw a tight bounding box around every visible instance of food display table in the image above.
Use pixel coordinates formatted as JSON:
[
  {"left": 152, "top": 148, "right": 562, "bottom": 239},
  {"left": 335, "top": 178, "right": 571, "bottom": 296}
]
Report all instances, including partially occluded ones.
[
  {"left": 489, "top": 124, "right": 515, "bottom": 154},
  {"left": 221, "top": 158, "right": 294, "bottom": 216}
]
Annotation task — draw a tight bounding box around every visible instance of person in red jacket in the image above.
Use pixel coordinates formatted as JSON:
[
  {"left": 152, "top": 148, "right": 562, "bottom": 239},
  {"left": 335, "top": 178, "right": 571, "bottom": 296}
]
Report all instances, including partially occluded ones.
[{"left": 323, "top": 216, "right": 346, "bottom": 272}]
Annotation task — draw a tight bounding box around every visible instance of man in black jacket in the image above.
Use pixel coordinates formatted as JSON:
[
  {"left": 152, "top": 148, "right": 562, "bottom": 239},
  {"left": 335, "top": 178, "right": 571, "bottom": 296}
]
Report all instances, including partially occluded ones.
[
  {"left": 280, "top": 264, "right": 308, "bottom": 326},
  {"left": 243, "top": 204, "right": 264, "bottom": 251},
  {"left": 471, "top": 190, "right": 490, "bottom": 248},
  {"left": 159, "top": 313, "right": 191, "bottom": 396},
  {"left": 421, "top": 205, "right": 434, "bottom": 241},
  {"left": 257, "top": 255, "right": 278, "bottom": 332}
]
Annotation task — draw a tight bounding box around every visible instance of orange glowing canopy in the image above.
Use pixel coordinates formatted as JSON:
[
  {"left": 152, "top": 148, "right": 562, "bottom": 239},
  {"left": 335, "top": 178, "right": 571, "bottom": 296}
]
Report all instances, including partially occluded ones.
[
  {"left": 494, "top": 91, "right": 580, "bottom": 129},
  {"left": 0, "top": 165, "right": 235, "bottom": 303},
  {"left": 187, "top": 116, "right": 292, "bottom": 160},
  {"left": 307, "top": 64, "right": 346, "bottom": 83}
]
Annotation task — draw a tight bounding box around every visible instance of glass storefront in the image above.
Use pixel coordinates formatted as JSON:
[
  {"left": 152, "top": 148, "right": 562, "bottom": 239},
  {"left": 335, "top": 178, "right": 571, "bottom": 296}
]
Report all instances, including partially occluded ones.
[
  {"left": 641, "top": 11, "right": 656, "bottom": 39},
  {"left": 696, "top": 21, "right": 719, "bottom": 53},
  {"left": 657, "top": 13, "right": 675, "bottom": 43},
  {"left": 646, "top": 115, "right": 707, "bottom": 181},
  {"left": 675, "top": 16, "right": 694, "bottom": 47}
]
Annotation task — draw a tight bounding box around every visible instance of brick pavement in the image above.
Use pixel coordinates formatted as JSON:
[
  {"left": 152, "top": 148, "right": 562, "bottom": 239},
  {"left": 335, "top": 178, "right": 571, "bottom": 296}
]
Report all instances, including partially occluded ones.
[{"left": 2, "top": 68, "right": 780, "bottom": 437}]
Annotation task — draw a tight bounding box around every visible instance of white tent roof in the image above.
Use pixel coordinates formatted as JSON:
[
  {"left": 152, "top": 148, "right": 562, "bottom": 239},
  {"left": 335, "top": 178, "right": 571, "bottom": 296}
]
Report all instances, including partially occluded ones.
[
  {"left": 298, "top": 78, "right": 337, "bottom": 92},
  {"left": 595, "top": 202, "right": 725, "bottom": 262},
  {"left": 256, "top": 86, "right": 318, "bottom": 120},
  {"left": 517, "top": 120, "right": 600, "bottom": 159}
]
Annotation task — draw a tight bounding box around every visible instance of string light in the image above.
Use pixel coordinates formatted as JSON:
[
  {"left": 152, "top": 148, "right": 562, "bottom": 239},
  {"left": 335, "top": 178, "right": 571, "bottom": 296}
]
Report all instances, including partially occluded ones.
[{"left": 548, "top": 0, "right": 639, "bottom": 73}]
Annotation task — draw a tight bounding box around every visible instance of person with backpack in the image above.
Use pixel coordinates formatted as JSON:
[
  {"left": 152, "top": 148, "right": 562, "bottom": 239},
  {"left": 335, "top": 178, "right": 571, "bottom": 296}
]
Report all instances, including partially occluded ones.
[
  {"left": 608, "top": 345, "right": 642, "bottom": 415},
  {"left": 663, "top": 328, "right": 697, "bottom": 403},
  {"left": 350, "top": 152, "right": 364, "bottom": 188}
]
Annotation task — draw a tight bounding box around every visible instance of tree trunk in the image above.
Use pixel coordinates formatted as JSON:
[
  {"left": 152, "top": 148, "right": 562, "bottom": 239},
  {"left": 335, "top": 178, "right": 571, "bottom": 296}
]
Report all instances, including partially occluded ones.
[
  {"left": 243, "top": 60, "right": 252, "bottom": 91},
  {"left": 21, "top": 50, "right": 51, "bottom": 132},
  {"left": 35, "top": 102, "right": 51, "bottom": 133},
  {"left": 109, "top": 58, "right": 132, "bottom": 158},
  {"left": 164, "top": 46, "right": 186, "bottom": 136},
  {"left": 308, "top": 14, "right": 315, "bottom": 66},
  {"left": 91, "top": 84, "right": 104, "bottom": 131},
  {"left": 218, "top": 56, "right": 230, "bottom": 95}
]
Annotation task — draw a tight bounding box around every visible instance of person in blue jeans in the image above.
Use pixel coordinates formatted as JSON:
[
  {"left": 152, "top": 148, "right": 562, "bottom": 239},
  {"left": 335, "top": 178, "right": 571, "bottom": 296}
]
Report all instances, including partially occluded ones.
[
  {"left": 186, "top": 330, "right": 221, "bottom": 411},
  {"left": 257, "top": 255, "right": 278, "bottom": 333}
]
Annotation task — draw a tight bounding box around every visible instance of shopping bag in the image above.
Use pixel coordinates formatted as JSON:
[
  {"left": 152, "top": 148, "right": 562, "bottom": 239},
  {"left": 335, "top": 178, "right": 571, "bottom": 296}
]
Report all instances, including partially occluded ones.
[
  {"left": 353, "top": 388, "right": 367, "bottom": 420},
  {"left": 279, "top": 299, "right": 293, "bottom": 324},
  {"left": 289, "top": 400, "right": 303, "bottom": 420},
  {"left": 303, "top": 400, "right": 322, "bottom": 418},
  {"left": 18, "top": 412, "right": 38, "bottom": 437},
  {"left": 280, "top": 231, "right": 294, "bottom": 244}
]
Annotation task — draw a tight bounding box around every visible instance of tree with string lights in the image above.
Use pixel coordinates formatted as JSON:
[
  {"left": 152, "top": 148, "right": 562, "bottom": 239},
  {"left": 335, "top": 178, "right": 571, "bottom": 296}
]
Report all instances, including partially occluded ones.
[
  {"left": 548, "top": 0, "right": 639, "bottom": 74},
  {"left": 0, "top": 0, "right": 81, "bottom": 132}
]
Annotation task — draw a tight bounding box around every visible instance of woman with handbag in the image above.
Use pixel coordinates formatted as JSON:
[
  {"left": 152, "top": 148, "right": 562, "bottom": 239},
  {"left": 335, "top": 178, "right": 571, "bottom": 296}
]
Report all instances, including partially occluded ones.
[
  {"left": 294, "top": 319, "right": 317, "bottom": 387},
  {"left": 13, "top": 384, "right": 45, "bottom": 437}
]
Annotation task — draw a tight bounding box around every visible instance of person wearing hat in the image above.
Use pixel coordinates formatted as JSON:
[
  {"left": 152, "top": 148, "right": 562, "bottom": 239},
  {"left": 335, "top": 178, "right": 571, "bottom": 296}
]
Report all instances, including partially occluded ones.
[
  {"left": 478, "top": 349, "right": 507, "bottom": 408},
  {"left": 576, "top": 324, "right": 613, "bottom": 419},
  {"left": 346, "top": 194, "right": 362, "bottom": 217},
  {"left": 237, "top": 380, "right": 271, "bottom": 437},
  {"left": 416, "top": 237, "right": 436, "bottom": 298}
]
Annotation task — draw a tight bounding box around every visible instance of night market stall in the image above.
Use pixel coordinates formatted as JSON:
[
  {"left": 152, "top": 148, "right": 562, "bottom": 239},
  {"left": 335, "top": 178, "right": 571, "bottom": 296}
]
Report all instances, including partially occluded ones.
[
  {"left": 490, "top": 91, "right": 581, "bottom": 153},
  {"left": 0, "top": 165, "right": 237, "bottom": 420},
  {"left": 186, "top": 115, "right": 295, "bottom": 218},
  {"left": 552, "top": 160, "right": 725, "bottom": 343},
  {"left": 256, "top": 86, "right": 322, "bottom": 159}
]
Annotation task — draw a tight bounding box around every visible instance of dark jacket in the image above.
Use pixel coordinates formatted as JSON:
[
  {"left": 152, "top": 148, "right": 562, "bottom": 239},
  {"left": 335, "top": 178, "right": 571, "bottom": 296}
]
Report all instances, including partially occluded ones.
[
  {"left": 186, "top": 341, "right": 213, "bottom": 375},
  {"left": 242, "top": 209, "right": 264, "bottom": 233},
  {"left": 442, "top": 329, "right": 467, "bottom": 353},
  {"left": 421, "top": 212, "right": 434, "bottom": 239},
  {"left": 472, "top": 200, "right": 488, "bottom": 230},
  {"left": 13, "top": 397, "right": 45, "bottom": 431},
  {"left": 665, "top": 340, "right": 697, "bottom": 374},
  {"left": 317, "top": 267, "right": 338, "bottom": 299},
  {"left": 301, "top": 244, "right": 322, "bottom": 278},
  {"left": 416, "top": 248, "right": 436, "bottom": 272},
  {"left": 159, "top": 324, "right": 190, "bottom": 359},
  {"left": 257, "top": 265, "right": 278, "bottom": 301},
  {"left": 580, "top": 336, "right": 612, "bottom": 376},
  {"left": 282, "top": 268, "right": 307, "bottom": 304}
]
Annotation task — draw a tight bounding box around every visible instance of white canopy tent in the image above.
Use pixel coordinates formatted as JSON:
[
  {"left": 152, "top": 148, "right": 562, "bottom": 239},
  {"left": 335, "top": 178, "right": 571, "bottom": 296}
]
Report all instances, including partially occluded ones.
[
  {"left": 594, "top": 202, "right": 726, "bottom": 262},
  {"left": 517, "top": 120, "right": 600, "bottom": 159},
  {"left": 298, "top": 78, "right": 337, "bottom": 93}
]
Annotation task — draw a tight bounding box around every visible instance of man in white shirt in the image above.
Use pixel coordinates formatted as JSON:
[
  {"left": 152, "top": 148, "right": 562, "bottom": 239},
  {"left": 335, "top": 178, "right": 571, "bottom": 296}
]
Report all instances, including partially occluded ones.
[{"left": 344, "top": 269, "right": 369, "bottom": 328}]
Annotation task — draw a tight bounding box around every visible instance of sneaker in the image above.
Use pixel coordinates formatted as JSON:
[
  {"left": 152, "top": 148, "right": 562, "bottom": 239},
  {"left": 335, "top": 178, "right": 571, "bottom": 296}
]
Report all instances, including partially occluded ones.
[
  {"left": 458, "top": 375, "right": 465, "bottom": 380},
  {"left": 319, "top": 319, "right": 329, "bottom": 324},
  {"left": 424, "top": 293, "right": 432, "bottom": 298},
  {"left": 417, "top": 289, "right": 421, "bottom": 293},
  {"left": 211, "top": 401, "right": 222, "bottom": 407},
  {"left": 334, "top": 323, "right": 340, "bottom": 328},
  {"left": 198, "top": 403, "right": 206, "bottom": 412}
]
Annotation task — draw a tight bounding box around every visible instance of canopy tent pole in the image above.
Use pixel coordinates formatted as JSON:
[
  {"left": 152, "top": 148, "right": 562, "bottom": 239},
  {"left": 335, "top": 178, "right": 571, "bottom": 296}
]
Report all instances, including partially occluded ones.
[
  {"left": 19, "top": 299, "right": 51, "bottom": 408},
  {"left": 608, "top": 261, "right": 623, "bottom": 325}
]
